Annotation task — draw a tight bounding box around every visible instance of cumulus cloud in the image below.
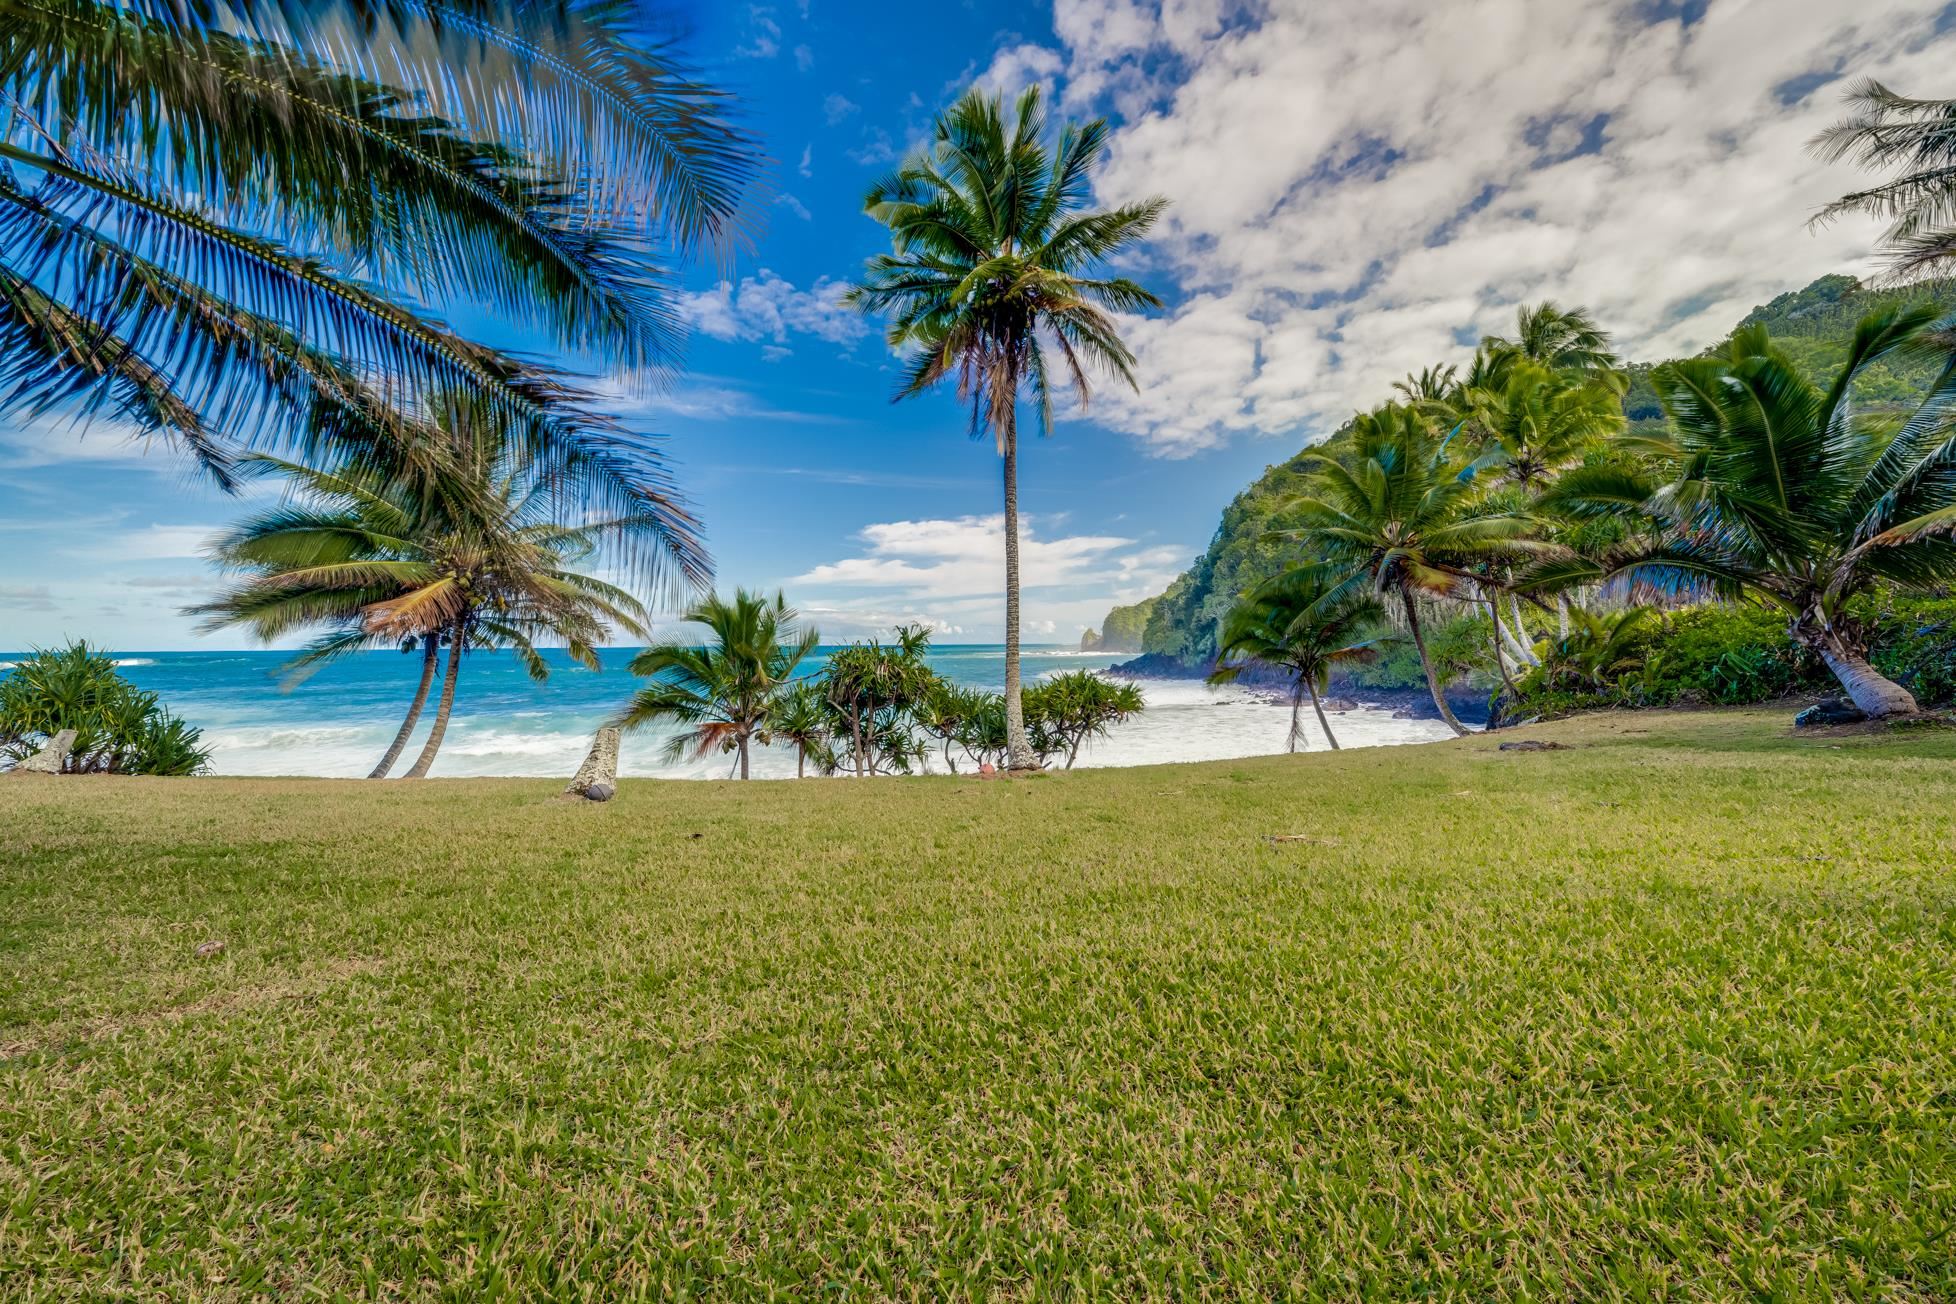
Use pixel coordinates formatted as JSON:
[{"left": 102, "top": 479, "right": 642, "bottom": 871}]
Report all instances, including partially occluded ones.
[
  {"left": 976, "top": 42, "right": 1066, "bottom": 95},
  {"left": 1030, "top": 0, "right": 1952, "bottom": 456},
  {"left": 792, "top": 514, "right": 1190, "bottom": 640},
  {"left": 733, "top": 5, "right": 781, "bottom": 59},
  {"left": 679, "top": 270, "right": 865, "bottom": 348},
  {"left": 823, "top": 93, "right": 860, "bottom": 124}
]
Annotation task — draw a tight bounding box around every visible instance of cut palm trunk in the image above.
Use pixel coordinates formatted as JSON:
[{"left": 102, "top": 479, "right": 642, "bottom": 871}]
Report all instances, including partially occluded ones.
[{"left": 565, "top": 726, "right": 621, "bottom": 798}]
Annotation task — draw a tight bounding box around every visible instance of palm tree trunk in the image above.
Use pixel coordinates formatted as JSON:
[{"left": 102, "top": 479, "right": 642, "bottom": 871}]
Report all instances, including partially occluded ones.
[
  {"left": 1556, "top": 592, "right": 1571, "bottom": 638},
  {"left": 850, "top": 709, "right": 865, "bottom": 778},
  {"left": 797, "top": 748, "right": 806, "bottom": 780},
  {"left": 1287, "top": 679, "right": 1306, "bottom": 753},
  {"left": 369, "top": 634, "right": 439, "bottom": 779},
  {"left": 738, "top": 733, "right": 750, "bottom": 780},
  {"left": 1402, "top": 592, "right": 1468, "bottom": 736},
  {"left": 1065, "top": 734, "right": 1082, "bottom": 770},
  {"left": 1306, "top": 677, "right": 1341, "bottom": 750},
  {"left": 1485, "top": 597, "right": 1522, "bottom": 705},
  {"left": 1802, "top": 627, "right": 1918, "bottom": 718},
  {"left": 1506, "top": 596, "right": 1540, "bottom": 666},
  {"left": 403, "top": 624, "right": 463, "bottom": 779},
  {"left": 1001, "top": 432, "right": 1038, "bottom": 771}
]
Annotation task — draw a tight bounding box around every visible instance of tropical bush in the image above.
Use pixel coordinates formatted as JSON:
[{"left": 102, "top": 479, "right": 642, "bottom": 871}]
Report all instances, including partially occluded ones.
[
  {"left": 1024, "top": 672, "right": 1145, "bottom": 769},
  {"left": 0, "top": 643, "right": 208, "bottom": 775}
]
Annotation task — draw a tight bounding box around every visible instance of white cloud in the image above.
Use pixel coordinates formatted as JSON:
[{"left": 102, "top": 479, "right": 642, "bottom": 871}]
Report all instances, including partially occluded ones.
[
  {"left": 774, "top": 192, "right": 813, "bottom": 221},
  {"left": 1032, "top": 0, "right": 1951, "bottom": 455},
  {"left": 794, "top": 43, "right": 814, "bottom": 72},
  {"left": 976, "top": 42, "right": 1066, "bottom": 96},
  {"left": 734, "top": 5, "right": 781, "bottom": 59},
  {"left": 823, "top": 93, "right": 860, "bottom": 124},
  {"left": 791, "top": 514, "right": 1190, "bottom": 641},
  {"left": 798, "top": 142, "right": 814, "bottom": 177},
  {"left": 679, "top": 270, "right": 865, "bottom": 348}
]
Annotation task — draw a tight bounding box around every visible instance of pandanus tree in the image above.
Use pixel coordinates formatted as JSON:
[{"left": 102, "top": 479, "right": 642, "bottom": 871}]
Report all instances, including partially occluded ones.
[
  {"left": 197, "top": 424, "right": 656, "bottom": 777},
  {"left": 1209, "top": 564, "right": 1386, "bottom": 752},
  {"left": 846, "top": 85, "right": 1167, "bottom": 771},
  {"left": 617, "top": 590, "right": 819, "bottom": 780},
  {"left": 1287, "top": 403, "right": 1546, "bottom": 735},
  {"left": 0, "top": 0, "right": 750, "bottom": 527},
  {"left": 1541, "top": 306, "right": 1956, "bottom": 718}
]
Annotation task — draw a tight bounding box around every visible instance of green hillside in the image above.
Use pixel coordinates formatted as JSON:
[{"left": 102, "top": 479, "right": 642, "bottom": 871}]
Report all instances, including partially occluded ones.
[{"left": 1119, "top": 274, "right": 1956, "bottom": 667}]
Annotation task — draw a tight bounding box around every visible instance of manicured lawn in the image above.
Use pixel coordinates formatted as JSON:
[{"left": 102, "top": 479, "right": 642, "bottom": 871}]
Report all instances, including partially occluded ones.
[{"left": 4, "top": 709, "right": 1956, "bottom": 1299}]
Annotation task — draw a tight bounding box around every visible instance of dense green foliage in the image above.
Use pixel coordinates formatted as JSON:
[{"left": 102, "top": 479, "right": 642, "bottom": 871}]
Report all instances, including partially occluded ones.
[
  {"left": 1126, "top": 274, "right": 1956, "bottom": 668},
  {"left": 1507, "top": 596, "right": 1956, "bottom": 718},
  {"left": 0, "top": 642, "right": 207, "bottom": 775},
  {"left": 6, "top": 711, "right": 1956, "bottom": 1296}
]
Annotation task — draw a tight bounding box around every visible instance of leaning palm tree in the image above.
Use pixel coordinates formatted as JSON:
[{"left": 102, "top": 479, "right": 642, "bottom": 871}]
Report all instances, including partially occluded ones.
[
  {"left": 1813, "top": 80, "right": 1956, "bottom": 281},
  {"left": 1209, "top": 565, "right": 1386, "bottom": 751},
  {"left": 617, "top": 590, "right": 819, "bottom": 780},
  {"left": 1540, "top": 306, "right": 1956, "bottom": 719},
  {"left": 1287, "top": 403, "right": 1546, "bottom": 735},
  {"left": 1, "top": 0, "right": 749, "bottom": 559},
  {"left": 845, "top": 85, "right": 1167, "bottom": 770},
  {"left": 198, "top": 431, "right": 655, "bottom": 777}
]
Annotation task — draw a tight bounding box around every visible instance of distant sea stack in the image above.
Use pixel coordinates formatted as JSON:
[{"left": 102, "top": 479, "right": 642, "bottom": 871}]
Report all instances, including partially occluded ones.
[{"left": 1081, "top": 595, "right": 1159, "bottom": 654}]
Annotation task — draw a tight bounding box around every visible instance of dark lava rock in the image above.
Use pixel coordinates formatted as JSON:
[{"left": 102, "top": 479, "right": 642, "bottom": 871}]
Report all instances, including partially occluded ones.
[
  {"left": 1794, "top": 699, "right": 1867, "bottom": 729},
  {"left": 584, "top": 782, "right": 617, "bottom": 802}
]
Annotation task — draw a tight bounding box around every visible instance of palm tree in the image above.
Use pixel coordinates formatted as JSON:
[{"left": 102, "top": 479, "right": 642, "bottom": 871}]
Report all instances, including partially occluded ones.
[
  {"left": 1209, "top": 565, "right": 1386, "bottom": 751},
  {"left": 1287, "top": 403, "right": 1546, "bottom": 735},
  {"left": 1465, "top": 361, "right": 1624, "bottom": 491},
  {"left": 845, "top": 85, "right": 1167, "bottom": 770},
  {"left": 617, "top": 590, "right": 819, "bottom": 780},
  {"left": 1542, "top": 306, "right": 1956, "bottom": 718},
  {"left": 197, "top": 437, "right": 654, "bottom": 777},
  {"left": 1481, "top": 302, "right": 1624, "bottom": 387},
  {"left": 1813, "top": 80, "right": 1956, "bottom": 281},
  {"left": 766, "top": 681, "right": 831, "bottom": 779},
  {"left": 1, "top": 0, "right": 750, "bottom": 551}
]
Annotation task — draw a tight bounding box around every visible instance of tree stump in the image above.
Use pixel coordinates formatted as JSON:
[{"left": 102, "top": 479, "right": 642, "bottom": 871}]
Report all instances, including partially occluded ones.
[
  {"left": 17, "top": 729, "right": 77, "bottom": 774},
  {"left": 565, "top": 726, "right": 620, "bottom": 800}
]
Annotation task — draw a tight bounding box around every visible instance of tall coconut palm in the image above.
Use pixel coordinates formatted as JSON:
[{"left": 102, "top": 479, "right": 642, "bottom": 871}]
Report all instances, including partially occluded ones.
[
  {"left": 1, "top": 0, "right": 750, "bottom": 555},
  {"left": 617, "top": 590, "right": 819, "bottom": 780},
  {"left": 1812, "top": 80, "right": 1956, "bottom": 281},
  {"left": 845, "top": 85, "right": 1167, "bottom": 770},
  {"left": 197, "top": 436, "right": 654, "bottom": 777},
  {"left": 1287, "top": 403, "right": 1546, "bottom": 735},
  {"left": 1209, "top": 565, "right": 1385, "bottom": 751},
  {"left": 1541, "top": 305, "right": 1956, "bottom": 718}
]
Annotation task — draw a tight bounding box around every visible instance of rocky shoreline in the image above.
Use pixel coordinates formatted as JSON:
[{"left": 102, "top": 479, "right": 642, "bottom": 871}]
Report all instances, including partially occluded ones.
[{"left": 1106, "top": 653, "right": 1492, "bottom": 726}]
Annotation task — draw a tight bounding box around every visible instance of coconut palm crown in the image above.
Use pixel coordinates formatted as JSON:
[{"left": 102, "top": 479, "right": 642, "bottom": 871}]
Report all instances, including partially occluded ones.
[
  {"left": 1210, "top": 564, "right": 1386, "bottom": 752},
  {"left": 845, "top": 84, "right": 1167, "bottom": 770}
]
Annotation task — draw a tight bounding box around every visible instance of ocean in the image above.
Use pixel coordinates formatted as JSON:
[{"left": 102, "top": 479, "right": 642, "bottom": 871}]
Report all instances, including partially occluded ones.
[{"left": 1, "top": 647, "right": 1456, "bottom": 778}]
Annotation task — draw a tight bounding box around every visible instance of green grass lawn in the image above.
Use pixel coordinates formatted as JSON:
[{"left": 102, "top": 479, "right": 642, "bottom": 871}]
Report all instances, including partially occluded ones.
[{"left": 4, "top": 709, "right": 1956, "bottom": 1299}]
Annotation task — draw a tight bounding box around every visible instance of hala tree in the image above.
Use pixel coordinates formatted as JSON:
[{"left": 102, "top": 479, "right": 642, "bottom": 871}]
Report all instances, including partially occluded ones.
[
  {"left": 846, "top": 85, "right": 1166, "bottom": 771},
  {"left": 0, "top": 642, "right": 209, "bottom": 775}
]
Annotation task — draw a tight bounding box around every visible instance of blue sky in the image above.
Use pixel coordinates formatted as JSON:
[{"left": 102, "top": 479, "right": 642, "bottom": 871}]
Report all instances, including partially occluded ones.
[{"left": 3, "top": 0, "right": 1951, "bottom": 648}]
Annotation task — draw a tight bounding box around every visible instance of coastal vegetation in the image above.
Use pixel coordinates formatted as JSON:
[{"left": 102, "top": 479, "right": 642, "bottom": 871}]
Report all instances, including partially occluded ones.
[
  {"left": 847, "top": 86, "right": 1167, "bottom": 770},
  {"left": 195, "top": 441, "right": 654, "bottom": 778},
  {"left": 0, "top": 642, "right": 207, "bottom": 774},
  {"left": 1208, "top": 564, "right": 1385, "bottom": 751},
  {"left": 6, "top": 710, "right": 1955, "bottom": 1296},
  {"left": 617, "top": 590, "right": 819, "bottom": 781}
]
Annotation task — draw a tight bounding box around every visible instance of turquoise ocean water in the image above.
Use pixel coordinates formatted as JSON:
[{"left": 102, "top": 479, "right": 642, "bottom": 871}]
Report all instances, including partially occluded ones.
[{"left": 0, "top": 646, "right": 1453, "bottom": 777}]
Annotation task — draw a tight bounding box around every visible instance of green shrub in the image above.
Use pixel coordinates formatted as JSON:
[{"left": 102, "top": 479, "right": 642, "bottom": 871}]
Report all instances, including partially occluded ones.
[{"left": 0, "top": 642, "right": 210, "bottom": 775}]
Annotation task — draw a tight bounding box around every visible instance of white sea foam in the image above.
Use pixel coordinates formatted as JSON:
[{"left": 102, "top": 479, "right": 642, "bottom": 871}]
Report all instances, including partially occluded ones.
[
  {"left": 193, "top": 676, "right": 1457, "bottom": 778},
  {"left": 112, "top": 658, "right": 157, "bottom": 667}
]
